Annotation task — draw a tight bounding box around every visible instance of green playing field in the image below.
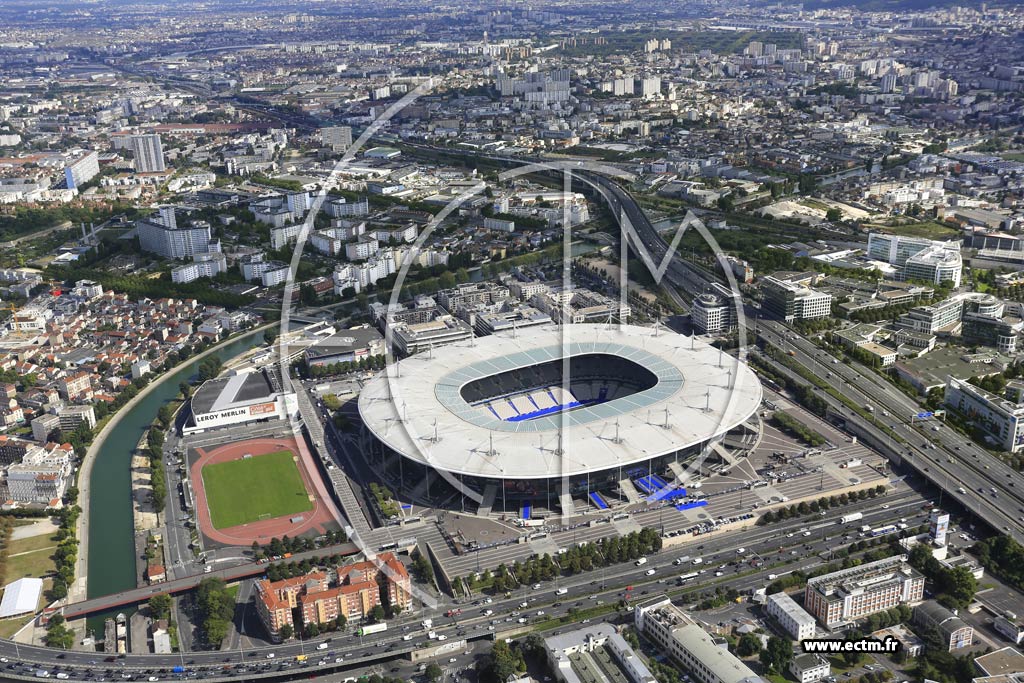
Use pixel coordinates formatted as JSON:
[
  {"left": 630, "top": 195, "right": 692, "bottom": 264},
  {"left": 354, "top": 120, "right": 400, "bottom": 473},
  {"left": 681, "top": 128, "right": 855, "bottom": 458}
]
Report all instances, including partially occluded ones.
[{"left": 200, "top": 450, "right": 312, "bottom": 529}]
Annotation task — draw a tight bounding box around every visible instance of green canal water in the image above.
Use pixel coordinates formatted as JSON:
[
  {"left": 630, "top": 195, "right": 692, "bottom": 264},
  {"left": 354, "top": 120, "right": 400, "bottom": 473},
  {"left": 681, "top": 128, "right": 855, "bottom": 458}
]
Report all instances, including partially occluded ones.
[{"left": 86, "top": 331, "right": 266, "bottom": 601}]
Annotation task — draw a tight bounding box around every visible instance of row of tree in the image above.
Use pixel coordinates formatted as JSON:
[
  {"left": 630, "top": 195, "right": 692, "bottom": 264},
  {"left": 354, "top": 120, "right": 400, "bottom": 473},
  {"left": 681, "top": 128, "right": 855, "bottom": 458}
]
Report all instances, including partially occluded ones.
[
  {"left": 770, "top": 412, "right": 827, "bottom": 446},
  {"left": 304, "top": 354, "right": 387, "bottom": 379},
  {"left": 758, "top": 485, "right": 887, "bottom": 525},
  {"left": 462, "top": 528, "right": 663, "bottom": 593}
]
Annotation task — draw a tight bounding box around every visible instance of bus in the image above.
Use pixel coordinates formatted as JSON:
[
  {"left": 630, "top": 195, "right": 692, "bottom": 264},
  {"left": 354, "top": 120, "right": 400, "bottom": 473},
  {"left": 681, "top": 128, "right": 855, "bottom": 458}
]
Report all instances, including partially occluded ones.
[
  {"left": 870, "top": 524, "right": 897, "bottom": 537},
  {"left": 679, "top": 572, "right": 700, "bottom": 584}
]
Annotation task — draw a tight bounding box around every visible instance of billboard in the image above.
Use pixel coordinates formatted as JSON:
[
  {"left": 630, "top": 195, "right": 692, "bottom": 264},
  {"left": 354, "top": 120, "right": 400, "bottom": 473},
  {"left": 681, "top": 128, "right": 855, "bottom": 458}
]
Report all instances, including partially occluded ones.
[{"left": 249, "top": 402, "right": 277, "bottom": 416}]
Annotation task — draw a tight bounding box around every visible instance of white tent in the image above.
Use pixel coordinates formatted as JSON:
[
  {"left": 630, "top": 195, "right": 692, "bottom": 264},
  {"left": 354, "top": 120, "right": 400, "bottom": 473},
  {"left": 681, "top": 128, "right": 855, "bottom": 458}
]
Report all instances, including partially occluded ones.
[{"left": 0, "top": 577, "right": 43, "bottom": 618}]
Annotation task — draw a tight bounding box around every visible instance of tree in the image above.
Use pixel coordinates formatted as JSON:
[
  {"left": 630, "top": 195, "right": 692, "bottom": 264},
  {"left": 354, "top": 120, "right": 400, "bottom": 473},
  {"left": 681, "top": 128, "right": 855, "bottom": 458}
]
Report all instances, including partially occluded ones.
[
  {"left": 736, "top": 632, "right": 762, "bottom": 657},
  {"left": 149, "top": 593, "right": 172, "bottom": 621},
  {"left": 368, "top": 605, "right": 386, "bottom": 623},
  {"left": 278, "top": 624, "right": 294, "bottom": 640},
  {"left": 425, "top": 663, "right": 443, "bottom": 682},
  {"left": 44, "top": 614, "right": 75, "bottom": 650},
  {"left": 759, "top": 636, "right": 793, "bottom": 673},
  {"left": 826, "top": 208, "right": 843, "bottom": 222}
]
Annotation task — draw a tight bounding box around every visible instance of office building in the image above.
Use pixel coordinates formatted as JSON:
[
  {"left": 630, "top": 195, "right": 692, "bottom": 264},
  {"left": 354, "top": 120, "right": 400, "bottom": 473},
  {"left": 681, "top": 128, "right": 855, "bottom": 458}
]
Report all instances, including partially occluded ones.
[
  {"left": 804, "top": 556, "right": 924, "bottom": 628},
  {"left": 389, "top": 314, "right": 474, "bottom": 356},
  {"left": 545, "top": 623, "right": 656, "bottom": 683},
  {"left": 945, "top": 377, "right": 1024, "bottom": 453},
  {"left": 64, "top": 151, "right": 99, "bottom": 190},
  {"left": 866, "top": 233, "right": 962, "bottom": 287},
  {"left": 30, "top": 415, "right": 60, "bottom": 444},
  {"left": 914, "top": 601, "right": 973, "bottom": 651},
  {"left": 766, "top": 592, "right": 817, "bottom": 641},
  {"left": 761, "top": 276, "right": 832, "bottom": 323},
  {"left": 304, "top": 327, "right": 385, "bottom": 368},
  {"left": 896, "top": 297, "right": 964, "bottom": 334},
  {"left": 634, "top": 596, "right": 768, "bottom": 683},
  {"left": 129, "top": 134, "right": 167, "bottom": 173},
  {"left": 994, "top": 615, "right": 1024, "bottom": 645},
  {"left": 930, "top": 510, "right": 950, "bottom": 546},
  {"left": 691, "top": 284, "right": 737, "bottom": 334}
]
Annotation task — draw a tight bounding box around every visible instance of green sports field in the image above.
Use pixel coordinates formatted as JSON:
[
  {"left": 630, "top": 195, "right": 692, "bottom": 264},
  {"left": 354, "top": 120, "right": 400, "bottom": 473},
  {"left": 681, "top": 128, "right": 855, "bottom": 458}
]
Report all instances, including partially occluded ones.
[{"left": 201, "top": 450, "right": 313, "bottom": 529}]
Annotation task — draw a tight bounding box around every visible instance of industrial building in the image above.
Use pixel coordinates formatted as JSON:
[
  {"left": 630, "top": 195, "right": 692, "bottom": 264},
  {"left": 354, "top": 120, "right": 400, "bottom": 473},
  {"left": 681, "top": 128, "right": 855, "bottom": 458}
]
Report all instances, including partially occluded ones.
[{"left": 913, "top": 601, "right": 974, "bottom": 651}]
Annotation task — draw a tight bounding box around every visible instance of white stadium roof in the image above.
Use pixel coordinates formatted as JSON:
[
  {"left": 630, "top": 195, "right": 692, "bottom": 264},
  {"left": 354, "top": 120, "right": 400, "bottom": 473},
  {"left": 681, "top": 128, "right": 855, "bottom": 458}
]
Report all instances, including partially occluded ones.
[
  {"left": 358, "top": 324, "right": 762, "bottom": 480},
  {"left": 0, "top": 577, "right": 42, "bottom": 618}
]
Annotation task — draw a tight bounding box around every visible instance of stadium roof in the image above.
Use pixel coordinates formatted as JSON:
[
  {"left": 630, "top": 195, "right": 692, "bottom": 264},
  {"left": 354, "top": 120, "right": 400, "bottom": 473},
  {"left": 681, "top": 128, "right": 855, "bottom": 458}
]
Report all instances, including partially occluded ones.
[
  {"left": 0, "top": 577, "right": 42, "bottom": 618},
  {"left": 358, "top": 324, "right": 762, "bottom": 480}
]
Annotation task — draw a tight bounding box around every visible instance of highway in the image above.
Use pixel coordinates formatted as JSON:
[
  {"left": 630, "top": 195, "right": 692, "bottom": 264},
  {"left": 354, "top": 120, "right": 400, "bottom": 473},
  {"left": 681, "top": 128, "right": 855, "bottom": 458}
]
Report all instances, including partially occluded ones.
[
  {"left": 753, "top": 319, "right": 1024, "bottom": 542},
  {"left": 0, "top": 487, "right": 934, "bottom": 681}
]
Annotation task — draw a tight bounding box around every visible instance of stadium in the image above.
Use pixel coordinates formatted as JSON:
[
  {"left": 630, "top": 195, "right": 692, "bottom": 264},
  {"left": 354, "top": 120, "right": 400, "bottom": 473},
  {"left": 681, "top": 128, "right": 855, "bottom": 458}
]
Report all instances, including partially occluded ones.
[{"left": 358, "top": 324, "right": 762, "bottom": 515}]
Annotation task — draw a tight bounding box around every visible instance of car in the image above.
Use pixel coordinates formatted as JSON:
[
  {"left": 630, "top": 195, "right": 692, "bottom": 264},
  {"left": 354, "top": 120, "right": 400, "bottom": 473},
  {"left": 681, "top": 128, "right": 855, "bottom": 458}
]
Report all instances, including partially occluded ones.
[
  {"left": 449, "top": 658, "right": 458, "bottom": 663},
  {"left": 266, "top": 654, "right": 275, "bottom": 660},
  {"left": 317, "top": 643, "right": 328, "bottom": 650}
]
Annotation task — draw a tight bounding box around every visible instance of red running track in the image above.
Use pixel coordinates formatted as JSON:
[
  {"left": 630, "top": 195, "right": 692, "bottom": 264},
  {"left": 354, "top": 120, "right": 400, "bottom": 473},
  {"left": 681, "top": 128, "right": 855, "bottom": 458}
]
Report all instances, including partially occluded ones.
[{"left": 190, "top": 435, "right": 345, "bottom": 547}]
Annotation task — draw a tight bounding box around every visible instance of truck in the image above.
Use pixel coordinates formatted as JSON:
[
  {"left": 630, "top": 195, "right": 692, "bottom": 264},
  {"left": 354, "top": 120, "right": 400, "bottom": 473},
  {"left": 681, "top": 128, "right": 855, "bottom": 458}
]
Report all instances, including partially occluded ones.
[
  {"left": 358, "top": 623, "right": 388, "bottom": 636},
  {"left": 445, "top": 609, "right": 462, "bottom": 617},
  {"left": 674, "top": 556, "right": 690, "bottom": 566},
  {"left": 860, "top": 524, "right": 872, "bottom": 533},
  {"left": 172, "top": 667, "right": 186, "bottom": 674},
  {"left": 555, "top": 588, "right": 568, "bottom": 595},
  {"left": 840, "top": 512, "right": 864, "bottom": 524},
  {"left": 864, "top": 404, "right": 874, "bottom": 413},
  {"left": 635, "top": 557, "right": 647, "bottom": 567}
]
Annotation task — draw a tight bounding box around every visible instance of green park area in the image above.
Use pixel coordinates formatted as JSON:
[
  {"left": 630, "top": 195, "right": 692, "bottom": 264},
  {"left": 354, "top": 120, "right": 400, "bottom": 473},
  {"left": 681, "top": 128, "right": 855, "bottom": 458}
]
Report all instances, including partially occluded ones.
[{"left": 201, "top": 450, "right": 312, "bottom": 529}]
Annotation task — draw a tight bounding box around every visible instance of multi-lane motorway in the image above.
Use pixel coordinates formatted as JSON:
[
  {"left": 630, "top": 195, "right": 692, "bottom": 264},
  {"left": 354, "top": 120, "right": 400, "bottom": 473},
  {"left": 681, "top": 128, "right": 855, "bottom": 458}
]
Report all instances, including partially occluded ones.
[
  {"left": 754, "top": 319, "right": 1024, "bottom": 542},
  {"left": 0, "top": 486, "right": 936, "bottom": 681}
]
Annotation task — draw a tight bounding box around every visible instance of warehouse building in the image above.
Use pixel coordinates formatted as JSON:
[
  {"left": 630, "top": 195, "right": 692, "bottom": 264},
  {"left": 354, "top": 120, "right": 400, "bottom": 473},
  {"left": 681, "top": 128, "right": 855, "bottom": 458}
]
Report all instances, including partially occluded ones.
[{"left": 184, "top": 367, "right": 297, "bottom": 435}]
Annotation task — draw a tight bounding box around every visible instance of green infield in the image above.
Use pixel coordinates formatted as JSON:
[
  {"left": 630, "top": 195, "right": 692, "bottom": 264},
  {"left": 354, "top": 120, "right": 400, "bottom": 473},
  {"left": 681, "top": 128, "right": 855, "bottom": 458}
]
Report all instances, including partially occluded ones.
[{"left": 201, "top": 450, "right": 312, "bottom": 529}]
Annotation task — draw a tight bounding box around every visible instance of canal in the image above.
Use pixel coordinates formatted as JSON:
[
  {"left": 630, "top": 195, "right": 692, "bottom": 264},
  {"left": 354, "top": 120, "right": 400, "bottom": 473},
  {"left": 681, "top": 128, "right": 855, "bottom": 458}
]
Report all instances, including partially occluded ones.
[{"left": 86, "top": 330, "right": 267, "bottom": 600}]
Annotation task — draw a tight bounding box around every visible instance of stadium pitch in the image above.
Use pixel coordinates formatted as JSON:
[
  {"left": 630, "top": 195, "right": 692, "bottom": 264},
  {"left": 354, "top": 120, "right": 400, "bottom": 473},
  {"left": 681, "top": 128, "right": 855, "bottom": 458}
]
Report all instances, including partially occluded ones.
[{"left": 200, "top": 450, "right": 312, "bottom": 529}]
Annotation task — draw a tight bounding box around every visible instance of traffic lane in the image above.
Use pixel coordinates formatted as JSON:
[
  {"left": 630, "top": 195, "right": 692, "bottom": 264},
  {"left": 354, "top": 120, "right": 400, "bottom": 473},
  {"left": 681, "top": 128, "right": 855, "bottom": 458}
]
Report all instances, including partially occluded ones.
[
  {"left": 758, "top": 326, "right": 1023, "bottom": 538},
  {"left": 766, "top": 321, "right": 1021, "bottom": 490}
]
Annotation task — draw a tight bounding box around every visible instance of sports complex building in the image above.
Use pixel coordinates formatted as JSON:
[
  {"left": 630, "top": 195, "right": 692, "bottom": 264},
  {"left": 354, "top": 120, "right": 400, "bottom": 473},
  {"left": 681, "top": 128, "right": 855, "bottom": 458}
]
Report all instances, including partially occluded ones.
[
  {"left": 358, "top": 324, "right": 762, "bottom": 515},
  {"left": 184, "top": 366, "right": 298, "bottom": 435}
]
